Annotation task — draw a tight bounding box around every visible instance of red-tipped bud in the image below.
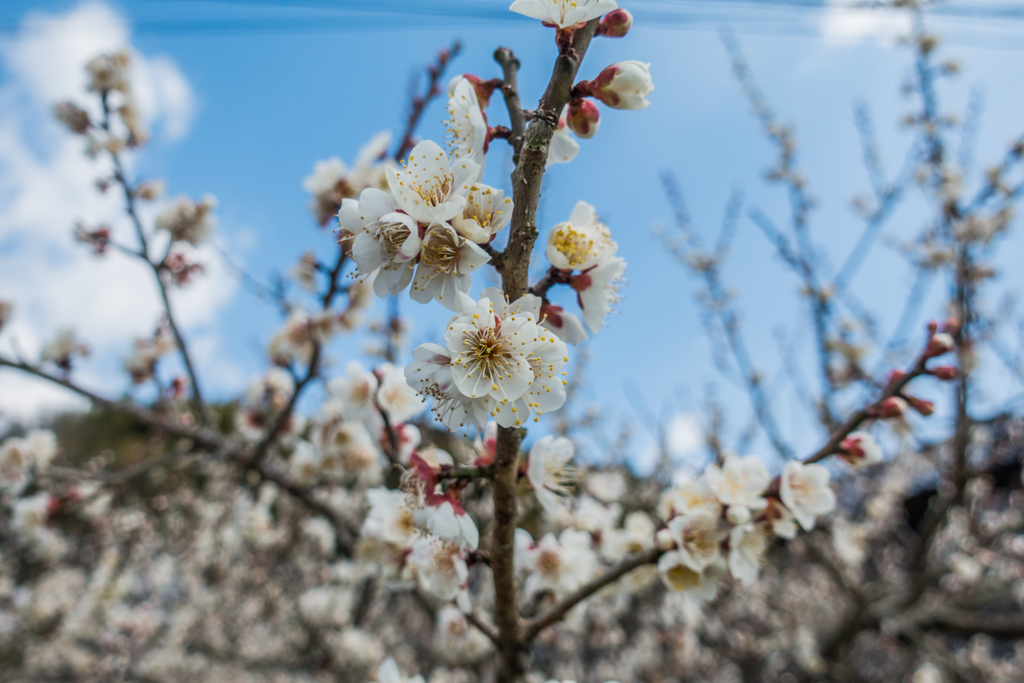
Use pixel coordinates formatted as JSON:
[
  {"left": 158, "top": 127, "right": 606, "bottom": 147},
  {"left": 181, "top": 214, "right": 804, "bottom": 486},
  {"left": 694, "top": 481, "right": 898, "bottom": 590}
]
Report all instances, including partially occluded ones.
[
  {"left": 567, "top": 98, "right": 601, "bottom": 139},
  {"left": 877, "top": 396, "right": 908, "bottom": 418},
  {"left": 942, "top": 317, "right": 961, "bottom": 336},
  {"left": 906, "top": 396, "right": 935, "bottom": 416},
  {"left": 886, "top": 369, "right": 908, "bottom": 387},
  {"left": 584, "top": 61, "right": 655, "bottom": 110},
  {"left": 925, "top": 332, "right": 956, "bottom": 358},
  {"left": 596, "top": 9, "right": 633, "bottom": 38},
  {"left": 927, "top": 320, "right": 939, "bottom": 335},
  {"left": 838, "top": 431, "right": 882, "bottom": 468},
  {"left": 931, "top": 365, "right": 958, "bottom": 381}
]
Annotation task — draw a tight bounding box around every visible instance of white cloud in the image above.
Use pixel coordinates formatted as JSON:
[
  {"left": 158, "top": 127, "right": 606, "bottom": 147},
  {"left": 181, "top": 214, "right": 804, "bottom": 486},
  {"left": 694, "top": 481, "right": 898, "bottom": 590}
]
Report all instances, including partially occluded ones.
[
  {"left": 820, "top": 0, "right": 912, "bottom": 44},
  {"left": 0, "top": 2, "right": 235, "bottom": 423}
]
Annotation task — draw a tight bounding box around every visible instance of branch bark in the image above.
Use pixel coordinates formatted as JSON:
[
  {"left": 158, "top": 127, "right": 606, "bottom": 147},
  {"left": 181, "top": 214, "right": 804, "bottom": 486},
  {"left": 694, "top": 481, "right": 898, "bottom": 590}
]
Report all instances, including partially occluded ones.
[{"left": 490, "top": 21, "right": 600, "bottom": 683}]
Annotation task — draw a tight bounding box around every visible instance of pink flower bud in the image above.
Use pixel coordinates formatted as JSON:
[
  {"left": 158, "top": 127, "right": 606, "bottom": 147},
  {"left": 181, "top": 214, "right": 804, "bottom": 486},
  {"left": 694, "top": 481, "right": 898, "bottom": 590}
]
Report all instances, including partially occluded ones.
[
  {"left": 886, "top": 369, "right": 908, "bottom": 388},
  {"left": 943, "top": 317, "right": 962, "bottom": 336},
  {"left": 931, "top": 365, "right": 958, "bottom": 381},
  {"left": 566, "top": 98, "right": 600, "bottom": 138},
  {"left": 925, "top": 332, "right": 955, "bottom": 358},
  {"left": 907, "top": 396, "right": 935, "bottom": 416},
  {"left": 596, "top": 9, "right": 633, "bottom": 38},
  {"left": 585, "top": 61, "right": 655, "bottom": 110},
  {"left": 839, "top": 431, "right": 882, "bottom": 468},
  {"left": 927, "top": 320, "right": 939, "bottom": 335},
  {"left": 877, "top": 396, "right": 908, "bottom": 418}
]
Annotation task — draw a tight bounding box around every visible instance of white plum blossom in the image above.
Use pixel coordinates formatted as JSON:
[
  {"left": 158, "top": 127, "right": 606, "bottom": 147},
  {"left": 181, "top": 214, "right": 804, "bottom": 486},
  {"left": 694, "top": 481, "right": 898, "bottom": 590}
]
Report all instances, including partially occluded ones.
[
  {"left": 0, "top": 438, "right": 33, "bottom": 494},
  {"left": 527, "top": 435, "right": 577, "bottom": 515},
  {"left": 574, "top": 255, "right": 626, "bottom": 334},
  {"left": 446, "top": 292, "right": 539, "bottom": 405},
  {"left": 658, "top": 474, "right": 722, "bottom": 521},
  {"left": 546, "top": 106, "right": 580, "bottom": 168},
  {"left": 657, "top": 552, "right": 722, "bottom": 602},
  {"left": 386, "top": 140, "right": 478, "bottom": 225},
  {"left": 405, "top": 342, "right": 488, "bottom": 432},
  {"left": 520, "top": 528, "right": 598, "bottom": 598},
  {"left": 601, "top": 510, "right": 655, "bottom": 561},
  {"left": 588, "top": 61, "right": 655, "bottom": 110},
  {"left": 376, "top": 362, "right": 423, "bottom": 423},
  {"left": 765, "top": 498, "right": 798, "bottom": 540},
  {"left": 704, "top": 455, "right": 770, "bottom": 513},
  {"left": 546, "top": 201, "right": 617, "bottom": 271},
  {"left": 586, "top": 470, "right": 627, "bottom": 503},
  {"left": 339, "top": 188, "right": 421, "bottom": 298},
  {"left": 509, "top": 0, "right": 618, "bottom": 29},
  {"left": 363, "top": 488, "right": 420, "bottom": 548},
  {"left": 155, "top": 195, "right": 216, "bottom": 246},
  {"left": 305, "top": 130, "right": 392, "bottom": 225},
  {"left": 728, "top": 522, "right": 770, "bottom": 585},
  {"left": 445, "top": 77, "right": 489, "bottom": 180},
  {"left": 407, "top": 537, "right": 471, "bottom": 610},
  {"left": 666, "top": 510, "right": 722, "bottom": 572},
  {"left": 780, "top": 461, "right": 837, "bottom": 531},
  {"left": 330, "top": 361, "right": 380, "bottom": 418},
  {"left": 416, "top": 499, "right": 479, "bottom": 550},
  {"left": 478, "top": 287, "right": 569, "bottom": 425},
  {"left": 290, "top": 441, "right": 322, "bottom": 485},
  {"left": 451, "top": 184, "right": 513, "bottom": 244},
  {"left": 410, "top": 222, "right": 490, "bottom": 310}
]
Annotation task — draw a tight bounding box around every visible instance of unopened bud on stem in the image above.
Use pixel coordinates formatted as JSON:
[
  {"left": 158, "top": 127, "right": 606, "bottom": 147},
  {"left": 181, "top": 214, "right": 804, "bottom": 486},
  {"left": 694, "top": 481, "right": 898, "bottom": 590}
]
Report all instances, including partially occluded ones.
[
  {"left": 567, "top": 98, "right": 601, "bottom": 138},
  {"left": 596, "top": 9, "right": 633, "bottom": 38}
]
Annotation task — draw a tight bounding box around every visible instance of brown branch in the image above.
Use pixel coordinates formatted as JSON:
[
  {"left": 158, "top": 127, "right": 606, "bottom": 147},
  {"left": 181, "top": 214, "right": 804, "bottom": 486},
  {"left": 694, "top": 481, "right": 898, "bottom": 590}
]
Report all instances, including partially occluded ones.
[
  {"left": 494, "top": 47, "right": 525, "bottom": 163},
  {"left": 465, "top": 610, "right": 501, "bottom": 645},
  {"left": 490, "top": 21, "right": 601, "bottom": 683},
  {"left": 394, "top": 41, "right": 462, "bottom": 162},
  {"left": 523, "top": 546, "right": 663, "bottom": 641}
]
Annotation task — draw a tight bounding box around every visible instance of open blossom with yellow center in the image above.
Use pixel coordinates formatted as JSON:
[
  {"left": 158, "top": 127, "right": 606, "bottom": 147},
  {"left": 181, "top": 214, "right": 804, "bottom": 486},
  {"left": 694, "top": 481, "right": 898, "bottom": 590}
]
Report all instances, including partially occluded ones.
[
  {"left": 445, "top": 77, "right": 488, "bottom": 181},
  {"left": 704, "top": 454, "right": 770, "bottom": 513},
  {"left": 339, "top": 187, "right": 421, "bottom": 298},
  {"left": 666, "top": 510, "right": 723, "bottom": 572},
  {"left": 445, "top": 293, "right": 540, "bottom": 404},
  {"left": 546, "top": 200, "right": 617, "bottom": 271},
  {"left": 411, "top": 223, "right": 490, "bottom": 311},
  {"left": 519, "top": 528, "right": 598, "bottom": 598},
  {"left": 780, "top": 461, "right": 837, "bottom": 531},
  {"left": 451, "top": 184, "right": 513, "bottom": 244},
  {"left": 657, "top": 552, "right": 723, "bottom": 603},
  {"left": 476, "top": 288, "right": 568, "bottom": 426},
  {"left": 386, "top": 140, "right": 478, "bottom": 225},
  {"left": 509, "top": 0, "right": 619, "bottom": 29}
]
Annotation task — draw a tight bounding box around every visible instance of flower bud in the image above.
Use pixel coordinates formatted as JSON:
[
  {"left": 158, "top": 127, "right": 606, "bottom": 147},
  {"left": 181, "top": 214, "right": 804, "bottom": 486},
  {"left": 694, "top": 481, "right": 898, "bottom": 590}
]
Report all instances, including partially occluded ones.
[
  {"left": 726, "top": 505, "right": 751, "bottom": 525},
  {"left": 838, "top": 431, "right": 882, "bottom": 468},
  {"left": 925, "top": 332, "right": 955, "bottom": 358},
  {"left": 886, "top": 369, "right": 908, "bottom": 388},
  {"left": 927, "top": 320, "right": 939, "bottom": 335},
  {"left": 566, "top": 98, "right": 601, "bottom": 139},
  {"left": 655, "top": 528, "right": 675, "bottom": 551},
  {"left": 135, "top": 179, "right": 165, "bottom": 201},
  {"left": 586, "top": 61, "right": 654, "bottom": 110},
  {"left": 596, "top": 9, "right": 633, "bottom": 38},
  {"left": 877, "top": 396, "right": 908, "bottom": 418},
  {"left": 53, "top": 101, "right": 91, "bottom": 135},
  {"left": 907, "top": 396, "right": 935, "bottom": 416},
  {"left": 931, "top": 365, "right": 958, "bottom": 381},
  {"left": 942, "top": 317, "right": 961, "bottom": 336}
]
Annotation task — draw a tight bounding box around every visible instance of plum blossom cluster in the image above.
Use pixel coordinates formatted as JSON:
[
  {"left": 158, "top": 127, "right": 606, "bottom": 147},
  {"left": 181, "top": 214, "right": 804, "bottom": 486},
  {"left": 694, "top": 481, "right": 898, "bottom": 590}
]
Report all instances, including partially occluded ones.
[
  {"left": 539, "top": 201, "right": 628, "bottom": 343},
  {"left": 0, "top": 430, "right": 64, "bottom": 560},
  {"left": 53, "top": 49, "right": 148, "bottom": 153}
]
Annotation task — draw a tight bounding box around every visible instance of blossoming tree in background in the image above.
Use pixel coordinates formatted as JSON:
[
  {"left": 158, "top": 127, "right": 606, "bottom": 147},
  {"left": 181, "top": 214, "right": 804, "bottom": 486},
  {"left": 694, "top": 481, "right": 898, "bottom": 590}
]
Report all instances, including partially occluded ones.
[{"left": 0, "top": 1, "right": 1023, "bottom": 682}]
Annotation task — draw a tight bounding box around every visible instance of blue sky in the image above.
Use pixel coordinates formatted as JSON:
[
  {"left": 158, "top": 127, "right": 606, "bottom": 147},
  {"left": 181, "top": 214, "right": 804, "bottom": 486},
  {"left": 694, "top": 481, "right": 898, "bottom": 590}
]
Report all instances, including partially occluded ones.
[{"left": 2, "top": 1, "right": 1024, "bottom": 472}]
